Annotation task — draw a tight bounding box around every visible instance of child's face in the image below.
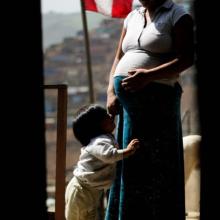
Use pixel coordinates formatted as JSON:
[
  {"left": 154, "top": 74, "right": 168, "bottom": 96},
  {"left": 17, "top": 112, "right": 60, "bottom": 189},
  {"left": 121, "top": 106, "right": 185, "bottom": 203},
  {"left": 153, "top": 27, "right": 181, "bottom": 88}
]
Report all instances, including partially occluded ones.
[{"left": 100, "top": 114, "right": 115, "bottom": 133}]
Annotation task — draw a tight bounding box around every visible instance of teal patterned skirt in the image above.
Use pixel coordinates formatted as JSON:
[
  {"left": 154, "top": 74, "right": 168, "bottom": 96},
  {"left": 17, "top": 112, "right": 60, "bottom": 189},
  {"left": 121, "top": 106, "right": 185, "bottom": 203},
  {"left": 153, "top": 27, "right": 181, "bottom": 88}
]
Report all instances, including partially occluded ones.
[{"left": 105, "top": 76, "right": 185, "bottom": 220}]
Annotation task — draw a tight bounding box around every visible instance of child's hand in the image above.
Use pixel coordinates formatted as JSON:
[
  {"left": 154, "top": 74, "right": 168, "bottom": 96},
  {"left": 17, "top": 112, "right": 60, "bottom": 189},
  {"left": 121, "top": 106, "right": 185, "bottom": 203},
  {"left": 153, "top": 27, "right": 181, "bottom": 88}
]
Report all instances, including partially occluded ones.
[{"left": 127, "top": 139, "right": 140, "bottom": 155}]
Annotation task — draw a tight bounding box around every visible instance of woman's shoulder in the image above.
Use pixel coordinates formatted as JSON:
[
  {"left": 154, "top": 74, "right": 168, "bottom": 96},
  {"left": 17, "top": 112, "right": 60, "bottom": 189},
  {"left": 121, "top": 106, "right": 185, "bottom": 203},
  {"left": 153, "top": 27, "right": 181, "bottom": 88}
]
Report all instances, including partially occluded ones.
[
  {"left": 125, "top": 6, "right": 144, "bottom": 19},
  {"left": 123, "top": 7, "right": 144, "bottom": 27},
  {"left": 171, "top": 2, "right": 189, "bottom": 16},
  {"left": 169, "top": 3, "right": 191, "bottom": 26}
]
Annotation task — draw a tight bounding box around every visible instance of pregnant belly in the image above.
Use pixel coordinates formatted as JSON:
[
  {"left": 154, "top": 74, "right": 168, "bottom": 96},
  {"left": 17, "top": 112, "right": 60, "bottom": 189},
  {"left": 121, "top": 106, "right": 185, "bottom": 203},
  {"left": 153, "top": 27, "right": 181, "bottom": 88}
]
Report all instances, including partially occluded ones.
[{"left": 114, "top": 51, "right": 164, "bottom": 76}]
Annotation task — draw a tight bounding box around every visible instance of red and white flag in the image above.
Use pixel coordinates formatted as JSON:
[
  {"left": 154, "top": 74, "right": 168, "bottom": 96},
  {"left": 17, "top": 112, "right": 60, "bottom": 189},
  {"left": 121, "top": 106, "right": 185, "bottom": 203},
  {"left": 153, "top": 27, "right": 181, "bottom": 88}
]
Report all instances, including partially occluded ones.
[{"left": 83, "top": 0, "right": 137, "bottom": 18}]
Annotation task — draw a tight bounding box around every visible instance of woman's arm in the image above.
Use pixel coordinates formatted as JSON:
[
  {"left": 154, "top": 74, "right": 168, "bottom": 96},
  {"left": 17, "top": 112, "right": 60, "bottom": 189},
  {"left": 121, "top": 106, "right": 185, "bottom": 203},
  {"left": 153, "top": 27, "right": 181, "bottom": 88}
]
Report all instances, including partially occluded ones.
[
  {"left": 107, "top": 27, "right": 126, "bottom": 115},
  {"left": 122, "top": 14, "right": 194, "bottom": 91}
]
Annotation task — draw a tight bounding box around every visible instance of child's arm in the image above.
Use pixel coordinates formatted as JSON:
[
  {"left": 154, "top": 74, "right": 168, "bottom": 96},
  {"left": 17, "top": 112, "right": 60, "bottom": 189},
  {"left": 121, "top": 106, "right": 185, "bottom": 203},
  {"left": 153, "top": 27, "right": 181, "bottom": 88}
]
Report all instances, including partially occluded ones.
[
  {"left": 121, "top": 139, "right": 140, "bottom": 158},
  {"left": 86, "top": 137, "right": 139, "bottom": 163}
]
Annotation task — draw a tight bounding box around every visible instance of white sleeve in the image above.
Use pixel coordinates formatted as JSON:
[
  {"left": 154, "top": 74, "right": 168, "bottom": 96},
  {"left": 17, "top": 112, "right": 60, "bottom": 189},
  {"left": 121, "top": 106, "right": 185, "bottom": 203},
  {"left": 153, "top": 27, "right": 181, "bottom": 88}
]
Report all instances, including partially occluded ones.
[
  {"left": 123, "top": 10, "right": 135, "bottom": 29},
  {"left": 171, "top": 5, "right": 189, "bottom": 26},
  {"left": 86, "top": 137, "right": 124, "bottom": 163}
]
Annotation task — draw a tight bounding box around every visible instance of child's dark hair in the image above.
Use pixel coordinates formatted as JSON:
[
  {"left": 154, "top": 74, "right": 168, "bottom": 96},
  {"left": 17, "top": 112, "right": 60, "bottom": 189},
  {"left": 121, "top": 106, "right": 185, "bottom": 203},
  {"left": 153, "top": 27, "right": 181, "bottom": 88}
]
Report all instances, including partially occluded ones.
[{"left": 72, "top": 104, "right": 109, "bottom": 146}]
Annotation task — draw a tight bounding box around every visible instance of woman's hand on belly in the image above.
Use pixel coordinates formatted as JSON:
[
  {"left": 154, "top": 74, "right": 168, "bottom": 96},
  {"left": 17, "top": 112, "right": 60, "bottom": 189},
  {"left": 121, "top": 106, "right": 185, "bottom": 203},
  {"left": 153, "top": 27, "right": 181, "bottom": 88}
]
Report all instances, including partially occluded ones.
[{"left": 121, "top": 68, "right": 151, "bottom": 92}]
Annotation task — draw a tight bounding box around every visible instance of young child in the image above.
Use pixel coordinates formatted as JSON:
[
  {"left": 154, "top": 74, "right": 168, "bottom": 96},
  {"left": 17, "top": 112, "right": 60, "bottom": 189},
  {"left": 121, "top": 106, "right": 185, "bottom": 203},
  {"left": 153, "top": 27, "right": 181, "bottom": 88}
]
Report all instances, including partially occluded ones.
[{"left": 65, "top": 104, "right": 139, "bottom": 220}]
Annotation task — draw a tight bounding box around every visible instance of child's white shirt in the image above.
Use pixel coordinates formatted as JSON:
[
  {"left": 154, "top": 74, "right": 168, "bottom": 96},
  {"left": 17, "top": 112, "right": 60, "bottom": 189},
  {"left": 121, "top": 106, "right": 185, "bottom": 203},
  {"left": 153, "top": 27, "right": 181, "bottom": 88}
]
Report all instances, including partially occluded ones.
[{"left": 73, "top": 134, "right": 124, "bottom": 190}]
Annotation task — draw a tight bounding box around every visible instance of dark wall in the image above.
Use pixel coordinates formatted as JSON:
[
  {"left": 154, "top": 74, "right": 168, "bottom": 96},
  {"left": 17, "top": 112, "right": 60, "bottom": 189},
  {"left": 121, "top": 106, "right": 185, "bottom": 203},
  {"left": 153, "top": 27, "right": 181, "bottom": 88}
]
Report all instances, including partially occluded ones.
[
  {"left": 194, "top": 1, "right": 219, "bottom": 220},
  {"left": 3, "top": 1, "right": 47, "bottom": 219}
]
